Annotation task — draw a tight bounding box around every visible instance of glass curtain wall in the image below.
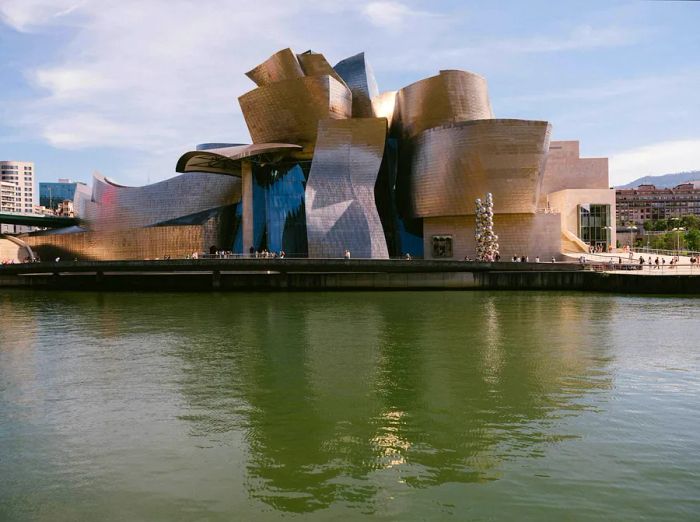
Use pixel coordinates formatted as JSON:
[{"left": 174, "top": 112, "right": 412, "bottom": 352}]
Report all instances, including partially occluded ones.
[
  {"left": 232, "top": 162, "right": 310, "bottom": 256},
  {"left": 579, "top": 204, "right": 611, "bottom": 247}
]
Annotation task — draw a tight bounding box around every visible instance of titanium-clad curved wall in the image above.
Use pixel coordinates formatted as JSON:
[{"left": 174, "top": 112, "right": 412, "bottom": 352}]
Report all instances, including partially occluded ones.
[
  {"left": 238, "top": 75, "right": 352, "bottom": 154},
  {"left": 393, "top": 70, "right": 494, "bottom": 140},
  {"left": 297, "top": 51, "right": 347, "bottom": 87},
  {"left": 84, "top": 172, "right": 241, "bottom": 231},
  {"left": 245, "top": 48, "right": 304, "bottom": 87},
  {"left": 334, "top": 52, "right": 379, "bottom": 118},
  {"left": 410, "top": 119, "right": 552, "bottom": 217},
  {"left": 371, "top": 90, "right": 397, "bottom": 128},
  {"left": 305, "top": 118, "right": 389, "bottom": 258}
]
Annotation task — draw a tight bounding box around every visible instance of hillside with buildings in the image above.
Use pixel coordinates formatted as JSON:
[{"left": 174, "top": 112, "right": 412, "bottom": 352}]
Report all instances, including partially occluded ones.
[{"left": 617, "top": 170, "right": 700, "bottom": 189}]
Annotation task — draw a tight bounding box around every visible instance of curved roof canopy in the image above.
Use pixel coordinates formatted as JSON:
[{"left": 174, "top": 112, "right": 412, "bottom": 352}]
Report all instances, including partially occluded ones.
[{"left": 176, "top": 143, "right": 303, "bottom": 176}]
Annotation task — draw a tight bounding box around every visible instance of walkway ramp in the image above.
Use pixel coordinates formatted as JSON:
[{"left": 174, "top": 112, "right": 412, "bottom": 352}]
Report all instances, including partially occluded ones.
[{"left": 562, "top": 230, "right": 588, "bottom": 253}]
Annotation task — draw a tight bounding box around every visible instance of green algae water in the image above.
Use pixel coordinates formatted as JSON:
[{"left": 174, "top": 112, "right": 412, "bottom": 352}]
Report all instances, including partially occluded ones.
[{"left": 1, "top": 290, "right": 699, "bottom": 521}]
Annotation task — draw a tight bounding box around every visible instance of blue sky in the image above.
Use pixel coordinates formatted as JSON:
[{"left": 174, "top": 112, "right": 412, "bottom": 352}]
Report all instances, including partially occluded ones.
[{"left": 0, "top": 0, "right": 698, "bottom": 187}]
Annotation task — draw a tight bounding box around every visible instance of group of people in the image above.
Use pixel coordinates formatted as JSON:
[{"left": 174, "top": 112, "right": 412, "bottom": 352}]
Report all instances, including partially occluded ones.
[
  {"left": 509, "top": 255, "right": 556, "bottom": 263},
  {"left": 589, "top": 244, "right": 609, "bottom": 253},
  {"left": 2, "top": 256, "right": 43, "bottom": 264},
  {"left": 253, "top": 249, "right": 285, "bottom": 258},
  {"left": 639, "top": 255, "right": 683, "bottom": 269}
]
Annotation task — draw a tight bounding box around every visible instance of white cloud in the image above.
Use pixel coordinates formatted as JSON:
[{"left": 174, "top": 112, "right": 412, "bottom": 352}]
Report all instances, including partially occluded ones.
[
  {"left": 610, "top": 139, "right": 700, "bottom": 186},
  {"left": 0, "top": 0, "right": 83, "bottom": 31},
  {"left": 2, "top": 0, "right": 321, "bottom": 178},
  {"left": 0, "top": 0, "right": 685, "bottom": 189},
  {"left": 41, "top": 113, "right": 160, "bottom": 149},
  {"left": 362, "top": 1, "right": 428, "bottom": 29},
  {"left": 34, "top": 68, "right": 111, "bottom": 99}
]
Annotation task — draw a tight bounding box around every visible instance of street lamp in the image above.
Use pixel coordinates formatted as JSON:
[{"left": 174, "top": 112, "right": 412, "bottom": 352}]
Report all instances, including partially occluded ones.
[
  {"left": 603, "top": 225, "right": 613, "bottom": 252},
  {"left": 672, "top": 227, "right": 685, "bottom": 253},
  {"left": 627, "top": 225, "right": 638, "bottom": 252}
]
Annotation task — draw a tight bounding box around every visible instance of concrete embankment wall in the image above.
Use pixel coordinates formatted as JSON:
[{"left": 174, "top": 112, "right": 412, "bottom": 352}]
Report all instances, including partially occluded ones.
[{"left": 1, "top": 262, "right": 700, "bottom": 294}]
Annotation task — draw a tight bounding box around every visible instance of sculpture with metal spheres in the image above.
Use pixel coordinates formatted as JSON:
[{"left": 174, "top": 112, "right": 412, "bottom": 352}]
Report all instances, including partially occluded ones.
[{"left": 475, "top": 193, "right": 499, "bottom": 262}]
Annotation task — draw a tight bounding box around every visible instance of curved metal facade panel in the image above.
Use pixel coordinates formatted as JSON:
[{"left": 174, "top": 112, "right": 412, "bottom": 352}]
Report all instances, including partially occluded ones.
[
  {"left": 371, "top": 90, "right": 397, "bottom": 128},
  {"left": 393, "top": 70, "right": 494, "bottom": 139},
  {"left": 84, "top": 172, "right": 241, "bottom": 231},
  {"left": 410, "top": 119, "right": 552, "bottom": 217},
  {"left": 176, "top": 143, "right": 302, "bottom": 175},
  {"left": 238, "top": 76, "right": 352, "bottom": 154},
  {"left": 296, "top": 51, "right": 347, "bottom": 88},
  {"left": 333, "top": 52, "right": 379, "bottom": 118},
  {"left": 245, "top": 48, "right": 304, "bottom": 87},
  {"left": 305, "top": 118, "right": 389, "bottom": 258}
]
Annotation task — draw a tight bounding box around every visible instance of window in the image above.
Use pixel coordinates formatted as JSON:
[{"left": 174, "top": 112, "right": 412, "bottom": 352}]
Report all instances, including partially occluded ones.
[
  {"left": 432, "top": 235, "right": 453, "bottom": 258},
  {"left": 579, "top": 204, "right": 611, "bottom": 246}
]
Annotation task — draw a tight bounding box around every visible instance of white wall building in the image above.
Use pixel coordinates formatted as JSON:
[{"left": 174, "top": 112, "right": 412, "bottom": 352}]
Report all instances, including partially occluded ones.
[{"left": 1, "top": 160, "right": 36, "bottom": 234}]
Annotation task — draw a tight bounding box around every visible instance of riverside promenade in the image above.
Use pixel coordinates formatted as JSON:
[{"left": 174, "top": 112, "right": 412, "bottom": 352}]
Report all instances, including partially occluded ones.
[
  {"left": 2, "top": 257, "right": 700, "bottom": 294},
  {"left": 565, "top": 251, "right": 700, "bottom": 276}
]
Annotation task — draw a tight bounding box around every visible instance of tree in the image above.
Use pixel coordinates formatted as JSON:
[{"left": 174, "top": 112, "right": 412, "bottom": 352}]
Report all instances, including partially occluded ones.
[
  {"left": 643, "top": 218, "right": 669, "bottom": 232},
  {"left": 681, "top": 215, "right": 700, "bottom": 231},
  {"left": 685, "top": 229, "right": 700, "bottom": 252}
]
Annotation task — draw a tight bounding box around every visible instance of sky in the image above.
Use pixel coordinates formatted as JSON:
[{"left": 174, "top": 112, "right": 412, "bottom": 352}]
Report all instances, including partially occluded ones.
[{"left": 0, "top": 0, "right": 698, "bottom": 187}]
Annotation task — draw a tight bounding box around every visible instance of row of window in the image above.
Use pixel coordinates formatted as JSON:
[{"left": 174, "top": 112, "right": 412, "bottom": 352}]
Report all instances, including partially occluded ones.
[{"left": 619, "top": 196, "right": 700, "bottom": 201}]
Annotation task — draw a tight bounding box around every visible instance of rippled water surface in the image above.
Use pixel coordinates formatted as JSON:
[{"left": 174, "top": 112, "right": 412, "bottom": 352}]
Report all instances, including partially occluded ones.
[{"left": 1, "top": 290, "right": 699, "bottom": 520}]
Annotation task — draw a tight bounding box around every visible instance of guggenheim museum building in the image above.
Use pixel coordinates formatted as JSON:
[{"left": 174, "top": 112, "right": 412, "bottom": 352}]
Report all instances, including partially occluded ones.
[{"left": 21, "top": 48, "right": 615, "bottom": 260}]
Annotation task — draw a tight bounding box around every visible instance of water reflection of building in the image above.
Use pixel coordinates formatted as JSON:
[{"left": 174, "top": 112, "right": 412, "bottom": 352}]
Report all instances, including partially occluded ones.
[
  {"left": 162, "top": 293, "right": 614, "bottom": 513},
  {"left": 9, "top": 291, "right": 615, "bottom": 512},
  {"left": 19, "top": 48, "right": 613, "bottom": 260}
]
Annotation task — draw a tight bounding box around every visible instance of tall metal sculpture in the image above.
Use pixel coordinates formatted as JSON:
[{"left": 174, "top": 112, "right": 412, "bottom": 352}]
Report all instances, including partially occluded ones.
[{"left": 475, "top": 193, "right": 499, "bottom": 261}]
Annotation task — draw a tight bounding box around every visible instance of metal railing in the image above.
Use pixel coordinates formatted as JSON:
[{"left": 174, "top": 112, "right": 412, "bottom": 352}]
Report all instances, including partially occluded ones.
[
  {"left": 631, "top": 246, "right": 700, "bottom": 258},
  {"left": 575, "top": 250, "right": 700, "bottom": 274}
]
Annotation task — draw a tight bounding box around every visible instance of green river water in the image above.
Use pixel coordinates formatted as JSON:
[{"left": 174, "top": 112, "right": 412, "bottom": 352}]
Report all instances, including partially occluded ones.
[{"left": 1, "top": 290, "right": 698, "bottom": 521}]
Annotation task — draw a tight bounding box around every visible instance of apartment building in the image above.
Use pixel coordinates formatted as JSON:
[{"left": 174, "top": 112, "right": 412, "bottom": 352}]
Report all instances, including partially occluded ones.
[{"left": 1, "top": 160, "right": 36, "bottom": 233}]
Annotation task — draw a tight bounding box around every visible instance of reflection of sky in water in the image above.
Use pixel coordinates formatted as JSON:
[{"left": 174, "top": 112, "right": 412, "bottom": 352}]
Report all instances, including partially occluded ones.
[{"left": 1, "top": 291, "right": 699, "bottom": 520}]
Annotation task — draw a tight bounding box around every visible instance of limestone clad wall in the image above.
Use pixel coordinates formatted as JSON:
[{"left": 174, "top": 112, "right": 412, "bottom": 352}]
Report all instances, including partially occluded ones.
[
  {"left": 547, "top": 188, "right": 617, "bottom": 247},
  {"left": 540, "top": 141, "right": 609, "bottom": 201},
  {"left": 423, "top": 213, "right": 562, "bottom": 261}
]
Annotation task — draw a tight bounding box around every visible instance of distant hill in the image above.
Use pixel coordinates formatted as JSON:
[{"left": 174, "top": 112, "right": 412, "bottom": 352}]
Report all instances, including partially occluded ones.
[{"left": 616, "top": 171, "right": 700, "bottom": 189}]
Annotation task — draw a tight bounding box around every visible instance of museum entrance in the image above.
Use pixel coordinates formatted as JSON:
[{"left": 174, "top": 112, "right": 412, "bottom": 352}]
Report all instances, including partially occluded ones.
[{"left": 578, "top": 204, "right": 611, "bottom": 250}]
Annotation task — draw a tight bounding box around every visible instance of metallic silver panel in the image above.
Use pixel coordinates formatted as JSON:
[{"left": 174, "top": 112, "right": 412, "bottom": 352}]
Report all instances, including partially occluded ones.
[
  {"left": 245, "top": 48, "right": 304, "bottom": 87},
  {"left": 393, "top": 70, "right": 494, "bottom": 139},
  {"left": 410, "top": 119, "right": 552, "bottom": 217},
  {"left": 333, "top": 52, "right": 379, "bottom": 118},
  {"left": 238, "top": 75, "right": 352, "bottom": 155},
  {"left": 306, "top": 118, "right": 389, "bottom": 258},
  {"left": 84, "top": 172, "right": 241, "bottom": 231}
]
